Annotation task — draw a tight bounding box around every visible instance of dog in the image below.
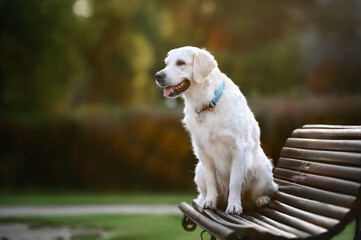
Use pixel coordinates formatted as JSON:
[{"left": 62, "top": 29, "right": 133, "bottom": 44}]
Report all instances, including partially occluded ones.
[{"left": 155, "top": 46, "right": 278, "bottom": 214}]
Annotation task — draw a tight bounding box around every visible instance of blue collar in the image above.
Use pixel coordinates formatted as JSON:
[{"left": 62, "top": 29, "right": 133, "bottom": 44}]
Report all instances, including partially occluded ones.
[{"left": 196, "top": 79, "right": 224, "bottom": 114}]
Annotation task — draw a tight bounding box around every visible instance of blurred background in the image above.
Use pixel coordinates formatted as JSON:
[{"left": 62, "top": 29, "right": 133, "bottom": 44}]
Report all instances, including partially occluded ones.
[{"left": 1, "top": 0, "right": 361, "bottom": 194}]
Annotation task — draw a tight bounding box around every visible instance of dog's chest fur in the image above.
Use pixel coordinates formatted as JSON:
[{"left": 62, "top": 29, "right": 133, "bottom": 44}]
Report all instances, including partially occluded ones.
[
  {"left": 182, "top": 76, "right": 257, "bottom": 179},
  {"left": 182, "top": 106, "right": 238, "bottom": 177}
]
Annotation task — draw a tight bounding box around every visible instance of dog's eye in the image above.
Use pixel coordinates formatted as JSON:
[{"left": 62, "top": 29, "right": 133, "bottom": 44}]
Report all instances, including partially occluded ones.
[{"left": 176, "top": 60, "right": 186, "bottom": 66}]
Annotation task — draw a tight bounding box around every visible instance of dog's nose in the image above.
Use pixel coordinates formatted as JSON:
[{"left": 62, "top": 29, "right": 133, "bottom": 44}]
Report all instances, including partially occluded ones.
[{"left": 155, "top": 71, "right": 166, "bottom": 83}]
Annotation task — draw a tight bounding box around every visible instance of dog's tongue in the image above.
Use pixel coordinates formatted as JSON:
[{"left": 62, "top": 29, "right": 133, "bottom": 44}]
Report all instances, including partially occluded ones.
[{"left": 163, "top": 87, "right": 173, "bottom": 97}]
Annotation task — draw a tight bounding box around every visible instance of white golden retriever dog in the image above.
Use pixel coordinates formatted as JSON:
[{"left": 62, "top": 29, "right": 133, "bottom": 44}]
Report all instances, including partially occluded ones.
[{"left": 155, "top": 46, "right": 278, "bottom": 214}]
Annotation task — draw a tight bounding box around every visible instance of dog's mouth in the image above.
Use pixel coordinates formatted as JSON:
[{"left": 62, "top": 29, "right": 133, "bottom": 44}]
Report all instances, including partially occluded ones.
[{"left": 162, "top": 79, "right": 190, "bottom": 98}]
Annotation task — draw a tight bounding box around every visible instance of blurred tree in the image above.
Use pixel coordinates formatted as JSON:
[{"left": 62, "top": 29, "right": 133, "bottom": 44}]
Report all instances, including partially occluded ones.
[
  {"left": 1, "top": 0, "right": 360, "bottom": 114},
  {"left": 0, "top": 0, "right": 163, "bottom": 113},
  {"left": 158, "top": 0, "right": 309, "bottom": 97},
  {"left": 80, "top": 0, "right": 161, "bottom": 107},
  {"left": 1, "top": 0, "right": 361, "bottom": 192},
  {"left": 0, "top": 0, "right": 78, "bottom": 113},
  {"left": 302, "top": 0, "right": 361, "bottom": 94}
]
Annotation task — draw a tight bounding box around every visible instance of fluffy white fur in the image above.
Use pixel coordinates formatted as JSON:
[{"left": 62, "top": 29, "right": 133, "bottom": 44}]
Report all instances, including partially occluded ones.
[{"left": 155, "top": 46, "right": 278, "bottom": 214}]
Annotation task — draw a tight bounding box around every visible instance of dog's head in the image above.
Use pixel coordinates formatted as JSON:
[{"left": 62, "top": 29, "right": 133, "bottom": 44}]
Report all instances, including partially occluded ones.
[{"left": 155, "top": 46, "right": 217, "bottom": 98}]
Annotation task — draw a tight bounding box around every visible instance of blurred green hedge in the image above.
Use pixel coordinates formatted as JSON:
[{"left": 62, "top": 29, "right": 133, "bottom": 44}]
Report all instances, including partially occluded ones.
[{"left": 1, "top": 96, "right": 361, "bottom": 192}]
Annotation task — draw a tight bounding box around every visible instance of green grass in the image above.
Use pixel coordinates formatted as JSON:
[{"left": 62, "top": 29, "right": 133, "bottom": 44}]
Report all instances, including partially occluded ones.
[
  {"left": 0, "top": 214, "right": 204, "bottom": 240},
  {"left": 0, "top": 192, "right": 196, "bottom": 205},
  {"left": 0, "top": 192, "right": 202, "bottom": 239},
  {"left": 0, "top": 215, "right": 355, "bottom": 240},
  {"left": 332, "top": 220, "right": 356, "bottom": 240},
  {"left": 0, "top": 192, "right": 357, "bottom": 240}
]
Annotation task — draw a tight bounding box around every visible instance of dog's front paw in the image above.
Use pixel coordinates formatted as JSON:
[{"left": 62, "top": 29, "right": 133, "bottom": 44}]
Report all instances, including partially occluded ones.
[
  {"left": 202, "top": 197, "right": 217, "bottom": 210},
  {"left": 197, "top": 194, "right": 205, "bottom": 205},
  {"left": 226, "top": 203, "right": 243, "bottom": 215},
  {"left": 255, "top": 196, "right": 270, "bottom": 207}
]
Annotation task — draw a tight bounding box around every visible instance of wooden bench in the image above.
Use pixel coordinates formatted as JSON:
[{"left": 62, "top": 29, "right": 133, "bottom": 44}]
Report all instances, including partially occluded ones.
[{"left": 179, "top": 124, "right": 361, "bottom": 240}]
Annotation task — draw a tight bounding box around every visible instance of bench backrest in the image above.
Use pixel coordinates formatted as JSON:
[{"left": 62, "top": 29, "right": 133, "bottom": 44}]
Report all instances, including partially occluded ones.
[{"left": 272, "top": 125, "right": 361, "bottom": 239}]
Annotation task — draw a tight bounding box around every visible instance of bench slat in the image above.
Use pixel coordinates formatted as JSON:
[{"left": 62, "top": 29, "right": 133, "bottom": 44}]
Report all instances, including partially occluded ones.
[
  {"left": 273, "top": 191, "right": 349, "bottom": 220},
  {"left": 280, "top": 147, "right": 361, "bottom": 167},
  {"left": 215, "top": 210, "right": 251, "bottom": 225},
  {"left": 256, "top": 207, "right": 327, "bottom": 235},
  {"left": 274, "top": 168, "right": 361, "bottom": 196},
  {"left": 285, "top": 138, "right": 361, "bottom": 153},
  {"left": 277, "top": 157, "right": 361, "bottom": 182},
  {"left": 194, "top": 199, "right": 312, "bottom": 239},
  {"left": 193, "top": 200, "right": 264, "bottom": 230},
  {"left": 275, "top": 178, "right": 356, "bottom": 208},
  {"left": 232, "top": 213, "right": 299, "bottom": 239},
  {"left": 303, "top": 125, "right": 361, "bottom": 129},
  {"left": 193, "top": 200, "right": 283, "bottom": 239},
  {"left": 212, "top": 210, "right": 288, "bottom": 238},
  {"left": 203, "top": 209, "right": 255, "bottom": 230},
  {"left": 216, "top": 210, "right": 268, "bottom": 226},
  {"left": 268, "top": 200, "right": 339, "bottom": 229},
  {"left": 292, "top": 128, "right": 361, "bottom": 139},
  {"left": 247, "top": 211, "right": 310, "bottom": 238},
  {"left": 179, "top": 202, "right": 237, "bottom": 240}
]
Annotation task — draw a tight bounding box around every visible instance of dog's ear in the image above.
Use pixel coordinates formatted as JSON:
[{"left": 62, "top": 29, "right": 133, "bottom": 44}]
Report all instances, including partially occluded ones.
[{"left": 193, "top": 49, "right": 217, "bottom": 83}]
